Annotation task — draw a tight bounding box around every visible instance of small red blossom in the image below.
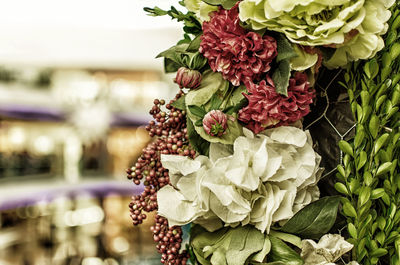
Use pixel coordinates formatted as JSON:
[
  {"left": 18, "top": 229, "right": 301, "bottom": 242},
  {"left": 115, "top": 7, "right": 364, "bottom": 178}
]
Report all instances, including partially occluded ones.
[
  {"left": 238, "top": 73, "right": 315, "bottom": 134},
  {"left": 199, "top": 4, "right": 277, "bottom": 86},
  {"left": 174, "top": 67, "right": 202, "bottom": 89},
  {"left": 203, "top": 110, "right": 228, "bottom": 137}
]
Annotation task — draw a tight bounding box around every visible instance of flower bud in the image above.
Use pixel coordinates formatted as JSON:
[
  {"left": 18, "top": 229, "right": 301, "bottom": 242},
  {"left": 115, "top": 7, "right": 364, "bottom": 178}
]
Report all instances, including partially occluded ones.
[
  {"left": 174, "top": 67, "right": 202, "bottom": 89},
  {"left": 202, "top": 110, "right": 227, "bottom": 137}
]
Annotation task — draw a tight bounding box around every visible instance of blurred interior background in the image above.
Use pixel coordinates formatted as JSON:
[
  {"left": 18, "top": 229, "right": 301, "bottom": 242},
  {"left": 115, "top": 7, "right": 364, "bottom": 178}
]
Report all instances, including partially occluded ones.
[{"left": 0, "top": 0, "right": 183, "bottom": 264}]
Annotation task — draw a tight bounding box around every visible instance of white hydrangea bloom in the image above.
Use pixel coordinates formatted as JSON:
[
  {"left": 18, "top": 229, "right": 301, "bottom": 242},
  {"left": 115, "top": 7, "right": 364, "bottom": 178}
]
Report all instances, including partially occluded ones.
[
  {"left": 157, "top": 126, "right": 323, "bottom": 233},
  {"left": 301, "top": 234, "right": 357, "bottom": 265}
]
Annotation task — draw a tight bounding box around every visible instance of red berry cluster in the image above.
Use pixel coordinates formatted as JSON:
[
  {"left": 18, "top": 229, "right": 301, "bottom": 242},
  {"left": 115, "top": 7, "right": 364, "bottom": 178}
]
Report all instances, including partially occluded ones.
[
  {"left": 127, "top": 92, "right": 194, "bottom": 264},
  {"left": 151, "top": 215, "right": 188, "bottom": 265}
]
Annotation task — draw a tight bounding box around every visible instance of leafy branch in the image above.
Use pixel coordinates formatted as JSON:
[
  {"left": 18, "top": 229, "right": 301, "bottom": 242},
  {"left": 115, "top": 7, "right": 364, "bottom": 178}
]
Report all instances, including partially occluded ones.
[
  {"left": 335, "top": 3, "right": 400, "bottom": 265},
  {"left": 144, "top": 6, "right": 202, "bottom": 36}
]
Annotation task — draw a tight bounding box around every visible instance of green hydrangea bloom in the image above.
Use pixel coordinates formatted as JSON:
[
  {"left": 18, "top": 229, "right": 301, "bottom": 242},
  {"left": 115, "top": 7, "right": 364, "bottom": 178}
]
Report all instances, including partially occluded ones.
[
  {"left": 184, "top": 0, "right": 218, "bottom": 21},
  {"left": 325, "top": 0, "right": 393, "bottom": 68},
  {"left": 239, "top": 0, "right": 394, "bottom": 68}
]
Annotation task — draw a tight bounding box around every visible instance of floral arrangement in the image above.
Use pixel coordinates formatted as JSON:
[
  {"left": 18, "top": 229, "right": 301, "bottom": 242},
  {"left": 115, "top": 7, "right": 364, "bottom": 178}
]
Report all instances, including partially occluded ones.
[{"left": 127, "top": 0, "right": 400, "bottom": 264}]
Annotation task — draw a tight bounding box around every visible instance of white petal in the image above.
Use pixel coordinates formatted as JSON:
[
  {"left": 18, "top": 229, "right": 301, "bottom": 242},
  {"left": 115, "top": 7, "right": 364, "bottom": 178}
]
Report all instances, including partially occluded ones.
[
  {"left": 177, "top": 173, "right": 199, "bottom": 201},
  {"left": 193, "top": 214, "right": 223, "bottom": 232},
  {"left": 251, "top": 138, "right": 269, "bottom": 177},
  {"left": 272, "top": 181, "right": 296, "bottom": 221},
  {"left": 161, "top": 154, "right": 202, "bottom": 175},
  {"left": 226, "top": 166, "right": 259, "bottom": 191},
  {"left": 261, "top": 148, "right": 282, "bottom": 181},
  {"left": 265, "top": 126, "right": 308, "bottom": 147},
  {"left": 243, "top": 127, "right": 255, "bottom": 138},
  {"left": 301, "top": 234, "right": 354, "bottom": 264},
  {"left": 157, "top": 185, "right": 200, "bottom": 226}
]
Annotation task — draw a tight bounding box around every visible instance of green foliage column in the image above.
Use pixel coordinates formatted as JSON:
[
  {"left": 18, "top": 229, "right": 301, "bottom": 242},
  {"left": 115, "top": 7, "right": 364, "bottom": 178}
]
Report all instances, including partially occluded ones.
[{"left": 336, "top": 3, "right": 400, "bottom": 264}]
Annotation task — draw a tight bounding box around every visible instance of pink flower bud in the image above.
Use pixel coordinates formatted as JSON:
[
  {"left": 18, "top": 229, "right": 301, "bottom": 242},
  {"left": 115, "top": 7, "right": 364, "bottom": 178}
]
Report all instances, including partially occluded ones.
[
  {"left": 174, "top": 67, "right": 202, "bottom": 89},
  {"left": 203, "top": 110, "right": 228, "bottom": 137}
]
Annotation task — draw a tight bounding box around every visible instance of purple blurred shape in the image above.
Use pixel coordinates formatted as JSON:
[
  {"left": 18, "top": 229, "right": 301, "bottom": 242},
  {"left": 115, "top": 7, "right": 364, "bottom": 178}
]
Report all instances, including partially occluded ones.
[
  {"left": 0, "top": 180, "right": 143, "bottom": 211},
  {"left": 0, "top": 104, "right": 151, "bottom": 126},
  {"left": 111, "top": 112, "right": 151, "bottom": 127},
  {"left": 0, "top": 104, "right": 65, "bottom": 121}
]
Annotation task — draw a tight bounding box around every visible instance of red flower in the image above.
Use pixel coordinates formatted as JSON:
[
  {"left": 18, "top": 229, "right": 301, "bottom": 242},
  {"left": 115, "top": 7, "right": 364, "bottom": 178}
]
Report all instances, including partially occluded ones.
[
  {"left": 203, "top": 110, "right": 228, "bottom": 137},
  {"left": 199, "top": 4, "right": 277, "bottom": 86},
  {"left": 238, "top": 73, "right": 315, "bottom": 134},
  {"left": 174, "top": 67, "right": 202, "bottom": 89}
]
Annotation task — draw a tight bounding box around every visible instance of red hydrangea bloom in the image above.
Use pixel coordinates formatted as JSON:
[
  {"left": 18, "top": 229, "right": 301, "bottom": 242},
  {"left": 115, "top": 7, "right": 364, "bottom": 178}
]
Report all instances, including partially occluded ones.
[
  {"left": 199, "top": 4, "right": 277, "bottom": 86},
  {"left": 238, "top": 73, "right": 315, "bottom": 134}
]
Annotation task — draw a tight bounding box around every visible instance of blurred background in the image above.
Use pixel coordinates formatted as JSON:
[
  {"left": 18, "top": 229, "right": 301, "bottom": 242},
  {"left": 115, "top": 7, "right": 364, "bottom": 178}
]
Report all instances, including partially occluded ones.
[{"left": 0, "top": 0, "right": 183, "bottom": 264}]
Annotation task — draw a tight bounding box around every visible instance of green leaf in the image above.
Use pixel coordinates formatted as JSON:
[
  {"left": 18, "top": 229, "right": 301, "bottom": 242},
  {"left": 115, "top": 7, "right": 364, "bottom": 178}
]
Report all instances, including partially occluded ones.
[
  {"left": 275, "top": 34, "right": 297, "bottom": 62},
  {"left": 334, "top": 183, "right": 348, "bottom": 195},
  {"left": 223, "top": 97, "right": 248, "bottom": 115},
  {"left": 382, "top": 192, "right": 391, "bottom": 206},
  {"left": 157, "top": 43, "right": 188, "bottom": 63},
  {"left": 157, "top": 42, "right": 206, "bottom": 71},
  {"left": 186, "top": 70, "right": 229, "bottom": 107},
  {"left": 177, "top": 34, "right": 192, "bottom": 45},
  {"left": 268, "top": 236, "right": 304, "bottom": 265},
  {"left": 195, "top": 119, "right": 203, "bottom": 127},
  {"left": 202, "top": 0, "right": 237, "bottom": 9},
  {"left": 368, "top": 59, "right": 379, "bottom": 80},
  {"left": 369, "top": 114, "right": 380, "bottom": 139},
  {"left": 390, "top": 42, "right": 400, "bottom": 61},
  {"left": 363, "top": 171, "right": 373, "bottom": 186},
  {"left": 188, "top": 105, "right": 207, "bottom": 118},
  {"left": 187, "top": 34, "right": 202, "bottom": 52},
  {"left": 280, "top": 196, "right": 341, "bottom": 239},
  {"left": 272, "top": 59, "right": 291, "bottom": 96},
  {"left": 363, "top": 62, "right": 371, "bottom": 79},
  {"left": 371, "top": 248, "right": 388, "bottom": 258},
  {"left": 226, "top": 227, "right": 265, "bottom": 265},
  {"left": 186, "top": 116, "right": 210, "bottom": 156},
  {"left": 360, "top": 91, "right": 370, "bottom": 106},
  {"left": 143, "top": 6, "right": 168, "bottom": 16},
  {"left": 186, "top": 52, "right": 208, "bottom": 70},
  {"left": 190, "top": 225, "right": 265, "bottom": 265},
  {"left": 348, "top": 223, "right": 358, "bottom": 239},
  {"left": 358, "top": 186, "right": 371, "bottom": 207},
  {"left": 339, "top": 140, "right": 353, "bottom": 157},
  {"left": 356, "top": 151, "right": 367, "bottom": 170},
  {"left": 164, "top": 58, "right": 181, "bottom": 73},
  {"left": 348, "top": 178, "right": 360, "bottom": 194},
  {"left": 343, "top": 202, "right": 357, "bottom": 218},
  {"left": 376, "top": 162, "right": 392, "bottom": 176},
  {"left": 171, "top": 95, "right": 186, "bottom": 110},
  {"left": 144, "top": 6, "right": 202, "bottom": 35},
  {"left": 186, "top": 71, "right": 243, "bottom": 144},
  {"left": 364, "top": 59, "right": 379, "bottom": 80},
  {"left": 223, "top": 85, "right": 248, "bottom": 114},
  {"left": 385, "top": 30, "right": 397, "bottom": 47},
  {"left": 337, "top": 165, "right": 345, "bottom": 177},
  {"left": 269, "top": 231, "right": 302, "bottom": 248},
  {"left": 374, "top": 133, "right": 389, "bottom": 154},
  {"left": 371, "top": 188, "right": 385, "bottom": 199},
  {"left": 186, "top": 243, "right": 197, "bottom": 265},
  {"left": 354, "top": 126, "right": 365, "bottom": 148},
  {"left": 210, "top": 94, "right": 223, "bottom": 110},
  {"left": 376, "top": 231, "right": 385, "bottom": 245},
  {"left": 252, "top": 237, "right": 271, "bottom": 263}
]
